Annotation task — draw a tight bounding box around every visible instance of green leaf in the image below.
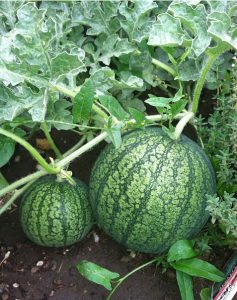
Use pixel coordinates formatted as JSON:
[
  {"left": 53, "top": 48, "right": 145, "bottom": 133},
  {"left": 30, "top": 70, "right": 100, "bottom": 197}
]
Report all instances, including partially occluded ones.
[
  {"left": 90, "top": 67, "right": 115, "bottom": 96},
  {"left": 128, "top": 107, "right": 146, "bottom": 124},
  {"left": 0, "top": 1, "right": 23, "bottom": 29},
  {"left": 169, "top": 2, "right": 211, "bottom": 56},
  {"left": 208, "top": 12, "right": 237, "bottom": 49},
  {"left": 145, "top": 97, "right": 172, "bottom": 108},
  {"left": 72, "top": 1, "right": 120, "bottom": 36},
  {"left": 129, "top": 50, "right": 152, "bottom": 72},
  {"left": 171, "top": 99, "right": 188, "bottom": 117},
  {"left": 207, "top": 0, "right": 228, "bottom": 13},
  {"left": 178, "top": 59, "right": 200, "bottom": 81},
  {"left": 162, "top": 125, "right": 176, "bottom": 140},
  {"left": 98, "top": 34, "right": 135, "bottom": 65},
  {"left": 77, "top": 260, "right": 120, "bottom": 291},
  {"left": 176, "top": 271, "right": 194, "bottom": 300},
  {"left": 13, "top": 2, "right": 49, "bottom": 69},
  {"left": 0, "top": 59, "right": 48, "bottom": 88},
  {"left": 72, "top": 79, "right": 95, "bottom": 123},
  {"left": 98, "top": 95, "right": 129, "bottom": 121},
  {"left": 51, "top": 52, "right": 85, "bottom": 81},
  {"left": 120, "top": 97, "right": 146, "bottom": 113},
  {"left": 119, "top": 0, "right": 157, "bottom": 42},
  {"left": 200, "top": 287, "right": 211, "bottom": 300},
  {"left": 148, "top": 13, "right": 184, "bottom": 47},
  {"left": 49, "top": 99, "right": 74, "bottom": 130},
  {"left": 0, "top": 136, "right": 15, "bottom": 168},
  {"left": 106, "top": 123, "right": 123, "bottom": 149},
  {"left": 0, "top": 172, "right": 8, "bottom": 189},
  {"left": 170, "top": 258, "right": 225, "bottom": 282},
  {"left": 167, "top": 240, "right": 198, "bottom": 263},
  {"left": 0, "top": 84, "right": 48, "bottom": 122},
  {"left": 111, "top": 74, "right": 144, "bottom": 91}
]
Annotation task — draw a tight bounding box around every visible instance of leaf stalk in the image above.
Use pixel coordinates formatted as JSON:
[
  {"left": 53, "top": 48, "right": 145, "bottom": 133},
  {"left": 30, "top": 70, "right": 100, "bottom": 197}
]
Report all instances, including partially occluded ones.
[
  {"left": 0, "top": 128, "right": 59, "bottom": 174},
  {"left": 41, "top": 122, "right": 62, "bottom": 159}
]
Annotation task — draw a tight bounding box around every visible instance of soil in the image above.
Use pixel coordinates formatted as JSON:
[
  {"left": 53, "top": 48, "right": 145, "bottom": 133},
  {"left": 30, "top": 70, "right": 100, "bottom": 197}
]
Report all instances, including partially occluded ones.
[{"left": 0, "top": 113, "right": 230, "bottom": 300}]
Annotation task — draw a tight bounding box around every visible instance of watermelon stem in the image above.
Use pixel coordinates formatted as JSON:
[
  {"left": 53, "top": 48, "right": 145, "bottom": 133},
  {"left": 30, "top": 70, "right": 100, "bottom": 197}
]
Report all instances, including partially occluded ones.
[
  {"left": 57, "top": 131, "right": 108, "bottom": 168},
  {"left": 191, "top": 54, "right": 217, "bottom": 115},
  {"left": 151, "top": 57, "right": 177, "bottom": 77},
  {"left": 106, "top": 258, "right": 158, "bottom": 300},
  {"left": 41, "top": 122, "right": 62, "bottom": 159},
  {"left": 62, "top": 135, "right": 87, "bottom": 158},
  {"left": 0, "top": 170, "right": 47, "bottom": 199},
  {"left": 0, "top": 128, "right": 59, "bottom": 174},
  {"left": 174, "top": 112, "right": 195, "bottom": 140},
  {"left": 0, "top": 180, "right": 34, "bottom": 215},
  {"left": 191, "top": 44, "right": 231, "bottom": 115}
]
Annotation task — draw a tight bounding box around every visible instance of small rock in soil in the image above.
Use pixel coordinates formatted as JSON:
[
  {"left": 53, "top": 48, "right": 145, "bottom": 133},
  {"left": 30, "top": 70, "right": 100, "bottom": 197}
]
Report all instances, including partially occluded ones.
[
  {"left": 62, "top": 249, "right": 70, "bottom": 255},
  {"left": 36, "top": 260, "right": 44, "bottom": 267},
  {"left": 93, "top": 231, "right": 100, "bottom": 243},
  {"left": 14, "top": 156, "right": 21, "bottom": 162}
]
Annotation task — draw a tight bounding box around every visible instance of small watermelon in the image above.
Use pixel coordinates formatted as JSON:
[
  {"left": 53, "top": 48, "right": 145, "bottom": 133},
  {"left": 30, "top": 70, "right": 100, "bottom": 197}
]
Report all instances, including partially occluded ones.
[
  {"left": 89, "top": 127, "right": 216, "bottom": 253},
  {"left": 20, "top": 176, "right": 93, "bottom": 247}
]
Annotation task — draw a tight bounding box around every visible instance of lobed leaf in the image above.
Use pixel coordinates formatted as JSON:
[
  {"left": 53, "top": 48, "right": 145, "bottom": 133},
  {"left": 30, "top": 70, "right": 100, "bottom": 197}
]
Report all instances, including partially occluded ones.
[
  {"left": 119, "top": 0, "right": 157, "bottom": 42},
  {"left": 148, "top": 13, "right": 184, "bottom": 47},
  {"left": 169, "top": 2, "right": 211, "bottom": 56}
]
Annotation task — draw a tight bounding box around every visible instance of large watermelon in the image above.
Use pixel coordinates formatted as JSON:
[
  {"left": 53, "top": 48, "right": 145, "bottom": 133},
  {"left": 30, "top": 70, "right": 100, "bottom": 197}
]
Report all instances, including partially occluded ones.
[
  {"left": 89, "top": 127, "right": 216, "bottom": 253},
  {"left": 20, "top": 176, "right": 93, "bottom": 247}
]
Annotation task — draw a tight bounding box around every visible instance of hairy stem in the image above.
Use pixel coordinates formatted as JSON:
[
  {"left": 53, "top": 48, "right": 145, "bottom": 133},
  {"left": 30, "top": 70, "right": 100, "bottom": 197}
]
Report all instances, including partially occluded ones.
[
  {"left": 107, "top": 258, "right": 158, "bottom": 300},
  {"left": 62, "top": 136, "right": 87, "bottom": 158},
  {"left": 57, "top": 132, "right": 108, "bottom": 168},
  {"left": 174, "top": 112, "right": 194, "bottom": 140},
  {"left": 0, "top": 128, "right": 59, "bottom": 174},
  {"left": 192, "top": 55, "right": 216, "bottom": 114},
  {"left": 146, "top": 112, "right": 186, "bottom": 123},
  {"left": 0, "top": 170, "right": 47, "bottom": 198},
  {"left": 0, "top": 181, "right": 34, "bottom": 215},
  {"left": 41, "top": 122, "right": 62, "bottom": 159},
  {"left": 152, "top": 58, "right": 177, "bottom": 77}
]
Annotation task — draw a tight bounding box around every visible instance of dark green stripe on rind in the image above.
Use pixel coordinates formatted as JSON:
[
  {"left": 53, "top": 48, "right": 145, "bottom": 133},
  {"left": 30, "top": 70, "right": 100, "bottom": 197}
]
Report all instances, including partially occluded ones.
[
  {"left": 89, "top": 127, "right": 216, "bottom": 253},
  {"left": 20, "top": 176, "right": 93, "bottom": 247}
]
